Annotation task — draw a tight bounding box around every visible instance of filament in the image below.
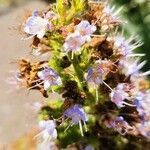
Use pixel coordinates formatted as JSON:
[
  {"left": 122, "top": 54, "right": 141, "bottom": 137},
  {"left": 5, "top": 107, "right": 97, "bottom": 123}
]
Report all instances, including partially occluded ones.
[
  {"left": 28, "top": 80, "right": 45, "bottom": 90},
  {"left": 95, "top": 85, "right": 99, "bottom": 103},
  {"left": 64, "top": 123, "right": 72, "bottom": 132},
  {"left": 33, "top": 130, "right": 45, "bottom": 140},
  {"left": 123, "top": 102, "right": 135, "bottom": 107},
  {"left": 31, "top": 78, "right": 42, "bottom": 83},
  {"left": 71, "top": 51, "right": 74, "bottom": 60},
  {"left": 137, "top": 61, "right": 146, "bottom": 70},
  {"left": 102, "top": 81, "right": 113, "bottom": 91},
  {"left": 127, "top": 53, "right": 145, "bottom": 57},
  {"left": 79, "top": 121, "right": 84, "bottom": 136},
  {"left": 139, "top": 71, "right": 150, "bottom": 76}
]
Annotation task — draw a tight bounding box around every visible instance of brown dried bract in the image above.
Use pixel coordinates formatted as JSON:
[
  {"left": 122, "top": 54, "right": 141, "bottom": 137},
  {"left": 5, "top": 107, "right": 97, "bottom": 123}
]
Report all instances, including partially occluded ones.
[
  {"left": 31, "top": 37, "right": 51, "bottom": 55},
  {"left": 84, "top": 35, "right": 106, "bottom": 48},
  {"left": 15, "top": 59, "right": 48, "bottom": 97},
  {"left": 91, "top": 39, "right": 114, "bottom": 60},
  {"left": 84, "top": 4, "right": 104, "bottom": 24}
]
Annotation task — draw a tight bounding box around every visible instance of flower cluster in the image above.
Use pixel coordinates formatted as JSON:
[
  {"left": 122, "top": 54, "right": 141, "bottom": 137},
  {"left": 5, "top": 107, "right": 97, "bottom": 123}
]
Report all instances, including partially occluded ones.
[
  {"left": 11, "top": 0, "right": 150, "bottom": 149},
  {"left": 63, "top": 20, "right": 96, "bottom": 58}
]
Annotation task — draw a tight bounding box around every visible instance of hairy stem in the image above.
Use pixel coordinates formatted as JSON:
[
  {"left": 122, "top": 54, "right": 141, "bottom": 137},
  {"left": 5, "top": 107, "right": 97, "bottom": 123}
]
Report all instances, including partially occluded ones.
[{"left": 68, "top": 53, "right": 95, "bottom": 104}]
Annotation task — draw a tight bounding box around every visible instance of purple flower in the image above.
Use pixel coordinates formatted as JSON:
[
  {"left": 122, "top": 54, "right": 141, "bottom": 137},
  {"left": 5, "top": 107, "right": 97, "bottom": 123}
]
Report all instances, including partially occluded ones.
[
  {"left": 63, "top": 32, "right": 85, "bottom": 53},
  {"left": 134, "top": 91, "right": 150, "bottom": 121},
  {"left": 32, "top": 9, "right": 39, "bottom": 16},
  {"left": 37, "top": 67, "right": 62, "bottom": 90},
  {"left": 75, "top": 20, "right": 96, "bottom": 42},
  {"left": 108, "top": 116, "right": 133, "bottom": 135},
  {"left": 87, "top": 64, "right": 103, "bottom": 85},
  {"left": 137, "top": 122, "right": 150, "bottom": 138},
  {"left": 114, "top": 36, "right": 132, "bottom": 56},
  {"left": 87, "top": 60, "right": 116, "bottom": 86},
  {"left": 110, "top": 83, "right": 130, "bottom": 108},
  {"left": 110, "top": 90, "right": 126, "bottom": 108},
  {"left": 114, "top": 35, "right": 143, "bottom": 57},
  {"left": 64, "top": 104, "right": 88, "bottom": 136},
  {"left": 35, "top": 120, "right": 57, "bottom": 142},
  {"left": 64, "top": 104, "right": 88, "bottom": 124}
]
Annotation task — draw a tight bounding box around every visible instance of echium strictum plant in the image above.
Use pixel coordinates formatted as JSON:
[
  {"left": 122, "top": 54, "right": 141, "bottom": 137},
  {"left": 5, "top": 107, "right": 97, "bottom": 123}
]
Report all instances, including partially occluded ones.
[{"left": 10, "top": 0, "right": 150, "bottom": 149}]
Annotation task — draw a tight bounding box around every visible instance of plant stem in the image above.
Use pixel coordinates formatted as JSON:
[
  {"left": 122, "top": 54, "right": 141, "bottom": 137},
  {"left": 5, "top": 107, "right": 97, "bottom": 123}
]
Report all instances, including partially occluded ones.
[{"left": 68, "top": 53, "right": 95, "bottom": 104}]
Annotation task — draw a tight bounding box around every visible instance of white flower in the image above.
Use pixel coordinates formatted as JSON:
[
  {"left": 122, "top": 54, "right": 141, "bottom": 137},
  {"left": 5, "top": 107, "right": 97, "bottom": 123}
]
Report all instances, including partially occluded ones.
[
  {"left": 134, "top": 90, "right": 150, "bottom": 119},
  {"left": 63, "top": 32, "right": 85, "bottom": 53},
  {"left": 39, "top": 120, "right": 57, "bottom": 140},
  {"left": 75, "top": 20, "right": 96, "bottom": 42},
  {"left": 24, "top": 15, "right": 49, "bottom": 39},
  {"left": 35, "top": 120, "right": 57, "bottom": 144},
  {"left": 119, "top": 58, "right": 147, "bottom": 77}
]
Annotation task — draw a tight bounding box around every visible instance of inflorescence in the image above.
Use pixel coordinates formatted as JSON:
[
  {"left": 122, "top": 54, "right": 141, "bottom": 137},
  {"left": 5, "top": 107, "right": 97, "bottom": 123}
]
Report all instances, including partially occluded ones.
[{"left": 10, "top": 0, "right": 150, "bottom": 149}]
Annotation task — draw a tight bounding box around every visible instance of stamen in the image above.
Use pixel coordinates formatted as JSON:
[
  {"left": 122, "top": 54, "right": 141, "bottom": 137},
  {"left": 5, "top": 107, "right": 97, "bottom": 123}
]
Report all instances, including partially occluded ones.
[
  {"left": 59, "top": 117, "right": 69, "bottom": 126},
  {"left": 33, "top": 130, "right": 45, "bottom": 140},
  {"left": 123, "top": 102, "right": 135, "bottom": 107},
  {"left": 83, "top": 121, "right": 88, "bottom": 132},
  {"left": 31, "top": 78, "right": 42, "bottom": 83},
  {"left": 131, "top": 44, "right": 143, "bottom": 50},
  {"left": 71, "top": 51, "right": 74, "bottom": 60},
  {"left": 139, "top": 71, "right": 150, "bottom": 76},
  {"left": 95, "top": 84, "right": 99, "bottom": 103},
  {"left": 79, "top": 121, "right": 84, "bottom": 136},
  {"left": 64, "top": 123, "right": 72, "bottom": 132},
  {"left": 114, "top": 26, "right": 119, "bottom": 35},
  {"left": 28, "top": 80, "right": 45, "bottom": 90},
  {"left": 127, "top": 53, "right": 145, "bottom": 57},
  {"left": 102, "top": 81, "right": 113, "bottom": 91},
  {"left": 113, "top": 7, "right": 123, "bottom": 16},
  {"left": 55, "top": 116, "right": 63, "bottom": 122},
  {"left": 137, "top": 60, "right": 146, "bottom": 70}
]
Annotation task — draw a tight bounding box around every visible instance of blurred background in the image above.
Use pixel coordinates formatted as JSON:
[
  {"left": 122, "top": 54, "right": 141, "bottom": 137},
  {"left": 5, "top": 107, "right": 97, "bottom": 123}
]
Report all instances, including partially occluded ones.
[
  {"left": 0, "top": 0, "right": 149, "bottom": 149},
  {"left": 112, "top": 0, "right": 150, "bottom": 71}
]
